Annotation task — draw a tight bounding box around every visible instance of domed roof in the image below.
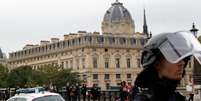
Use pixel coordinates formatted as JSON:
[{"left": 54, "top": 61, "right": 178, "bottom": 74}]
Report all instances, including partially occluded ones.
[{"left": 103, "top": 1, "right": 133, "bottom": 22}]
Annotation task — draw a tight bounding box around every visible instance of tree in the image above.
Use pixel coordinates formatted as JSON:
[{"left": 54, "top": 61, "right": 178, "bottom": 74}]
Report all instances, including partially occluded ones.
[
  {"left": 40, "top": 65, "right": 81, "bottom": 87},
  {"left": 0, "top": 64, "right": 8, "bottom": 87},
  {"left": 198, "top": 36, "right": 201, "bottom": 42},
  {"left": 53, "top": 69, "right": 81, "bottom": 87},
  {"left": 7, "top": 66, "right": 46, "bottom": 87},
  {"left": 6, "top": 64, "right": 81, "bottom": 88},
  {"left": 38, "top": 65, "right": 60, "bottom": 85}
]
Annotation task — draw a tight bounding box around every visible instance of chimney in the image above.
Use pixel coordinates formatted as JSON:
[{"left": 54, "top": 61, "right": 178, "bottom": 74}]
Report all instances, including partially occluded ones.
[
  {"left": 93, "top": 32, "right": 100, "bottom": 35},
  {"left": 51, "top": 38, "right": 60, "bottom": 43},
  {"left": 23, "top": 44, "right": 34, "bottom": 50},
  {"left": 78, "top": 31, "right": 87, "bottom": 35},
  {"left": 40, "top": 40, "right": 50, "bottom": 45}
]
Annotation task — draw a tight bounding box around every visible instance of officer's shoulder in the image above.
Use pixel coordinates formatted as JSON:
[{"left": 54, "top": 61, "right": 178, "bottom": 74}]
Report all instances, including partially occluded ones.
[
  {"left": 133, "top": 88, "right": 153, "bottom": 101},
  {"left": 173, "top": 91, "right": 186, "bottom": 101}
]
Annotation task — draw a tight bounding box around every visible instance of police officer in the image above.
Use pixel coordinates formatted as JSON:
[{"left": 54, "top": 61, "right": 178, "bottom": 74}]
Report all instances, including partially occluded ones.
[{"left": 133, "top": 31, "right": 201, "bottom": 101}]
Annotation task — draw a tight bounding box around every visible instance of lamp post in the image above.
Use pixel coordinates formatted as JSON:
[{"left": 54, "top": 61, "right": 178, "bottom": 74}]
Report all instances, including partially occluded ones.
[
  {"left": 190, "top": 23, "right": 199, "bottom": 38},
  {"left": 188, "top": 23, "right": 199, "bottom": 99}
]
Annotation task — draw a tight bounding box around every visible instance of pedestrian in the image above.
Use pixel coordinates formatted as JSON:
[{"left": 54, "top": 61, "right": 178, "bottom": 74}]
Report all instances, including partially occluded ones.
[
  {"left": 119, "top": 81, "right": 129, "bottom": 101},
  {"left": 91, "top": 84, "right": 100, "bottom": 101},
  {"left": 188, "top": 93, "right": 194, "bottom": 101},
  {"left": 66, "top": 84, "right": 71, "bottom": 101},
  {"left": 133, "top": 31, "right": 201, "bottom": 101},
  {"left": 70, "top": 85, "right": 77, "bottom": 101},
  {"left": 81, "top": 84, "right": 87, "bottom": 101}
]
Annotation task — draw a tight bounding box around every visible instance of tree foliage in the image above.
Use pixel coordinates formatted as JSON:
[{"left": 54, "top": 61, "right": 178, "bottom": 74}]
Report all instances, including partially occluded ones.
[
  {"left": 5, "top": 65, "right": 81, "bottom": 88},
  {"left": 0, "top": 64, "right": 8, "bottom": 87},
  {"left": 6, "top": 65, "right": 46, "bottom": 87},
  {"left": 198, "top": 36, "right": 201, "bottom": 43},
  {"left": 53, "top": 69, "right": 81, "bottom": 87}
]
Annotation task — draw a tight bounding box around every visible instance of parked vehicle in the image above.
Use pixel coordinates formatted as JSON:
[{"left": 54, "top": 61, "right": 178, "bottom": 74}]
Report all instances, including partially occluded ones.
[{"left": 7, "top": 87, "right": 65, "bottom": 101}]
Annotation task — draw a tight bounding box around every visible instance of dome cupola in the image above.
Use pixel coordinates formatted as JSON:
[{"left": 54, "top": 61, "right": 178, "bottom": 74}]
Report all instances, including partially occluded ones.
[{"left": 102, "top": 0, "right": 135, "bottom": 35}]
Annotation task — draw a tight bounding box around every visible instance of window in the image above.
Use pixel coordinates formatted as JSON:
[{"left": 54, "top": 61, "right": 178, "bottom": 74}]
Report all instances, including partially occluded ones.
[
  {"left": 82, "top": 58, "right": 85, "bottom": 69},
  {"left": 117, "top": 83, "right": 121, "bottom": 86},
  {"left": 109, "top": 37, "right": 115, "bottom": 44},
  {"left": 61, "top": 62, "right": 64, "bottom": 69},
  {"left": 63, "top": 41, "right": 66, "bottom": 47},
  {"left": 140, "top": 39, "right": 145, "bottom": 45},
  {"left": 105, "top": 58, "right": 109, "bottom": 68},
  {"left": 85, "top": 36, "right": 92, "bottom": 43},
  {"left": 93, "top": 57, "right": 98, "bottom": 68},
  {"left": 82, "top": 48, "right": 84, "bottom": 52},
  {"left": 33, "top": 95, "right": 64, "bottom": 101},
  {"left": 7, "top": 98, "right": 27, "bottom": 101},
  {"left": 119, "top": 38, "right": 126, "bottom": 44},
  {"left": 116, "top": 74, "right": 121, "bottom": 79},
  {"left": 131, "top": 38, "right": 136, "bottom": 45},
  {"left": 97, "top": 36, "right": 104, "bottom": 43},
  {"left": 137, "top": 58, "right": 141, "bottom": 68},
  {"left": 57, "top": 42, "right": 60, "bottom": 48},
  {"left": 127, "top": 74, "right": 131, "bottom": 79},
  {"left": 72, "top": 39, "right": 75, "bottom": 45},
  {"left": 116, "top": 58, "right": 120, "bottom": 68},
  {"left": 127, "top": 58, "right": 131, "bottom": 68},
  {"left": 70, "top": 60, "right": 73, "bottom": 69},
  {"left": 66, "top": 61, "right": 68, "bottom": 69},
  {"left": 76, "top": 59, "right": 79, "bottom": 69},
  {"left": 105, "top": 74, "right": 110, "bottom": 79},
  {"left": 106, "top": 83, "right": 110, "bottom": 89},
  {"left": 78, "top": 38, "right": 81, "bottom": 44},
  {"left": 93, "top": 74, "right": 98, "bottom": 79}
]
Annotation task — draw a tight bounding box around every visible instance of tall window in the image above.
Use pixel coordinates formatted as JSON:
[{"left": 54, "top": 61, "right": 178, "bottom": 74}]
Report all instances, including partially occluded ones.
[
  {"left": 116, "top": 58, "right": 120, "bottom": 68},
  {"left": 105, "top": 58, "right": 109, "bottom": 68},
  {"left": 127, "top": 58, "right": 131, "bottom": 68},
  {"left": 105, "top": 74, "right": 110, "bottom": 80},
  {"left": 93, "top": 74, "right": 98, "bottom": 80},
  {"left": 127, "top": 74, "right": 131, "bottom": 79},
  {"left": 109, "top": 37, "right": 115, "bottom": 44},
  {"left": 97, "top": 36, "right": 104, "bottom": 43},
  {"left": 116, "top": 74, "right": 121, "bottom": 79},
  {"left": 76, "top": 59, "right": 79, "bottom": 69},
  {"left": 70, "top": 59, "right": 73, "bottom": 69},
  {"left": 106, "top": 83, "right": 110, "bottom": 89},
  {"left": 131, "top": 38, "right": 136, "bottom": 45},
  {"left": 119, "top": 38, "right": 126, "bottom": 44},
  {"left": 93, "top": 57, "right": 98, "bottom": 68},
  {"left": 82, "top": 58, "right": 85, "bottom": 69},
  {"left": 66, "top": 61, "right": 68, "bottom": 69},
  {"left": 137, "top": 58, "right": 141, "bottom": 68}
]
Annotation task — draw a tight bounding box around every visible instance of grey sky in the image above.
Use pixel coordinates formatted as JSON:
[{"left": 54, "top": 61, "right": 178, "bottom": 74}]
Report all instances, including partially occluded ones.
[{"left": 0, "top": 0, "right": 200, "bottom": 56}]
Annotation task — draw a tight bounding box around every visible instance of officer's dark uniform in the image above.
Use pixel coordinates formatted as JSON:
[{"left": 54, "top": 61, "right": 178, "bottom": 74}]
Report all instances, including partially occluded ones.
[{"left": 133, "top": 67, "right": 186, "bottom": 101}]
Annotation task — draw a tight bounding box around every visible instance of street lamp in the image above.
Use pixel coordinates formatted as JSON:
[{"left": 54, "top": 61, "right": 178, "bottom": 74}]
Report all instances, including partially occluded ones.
[{"left": 190, "top": 23, "right": 199, "bottom": 38}]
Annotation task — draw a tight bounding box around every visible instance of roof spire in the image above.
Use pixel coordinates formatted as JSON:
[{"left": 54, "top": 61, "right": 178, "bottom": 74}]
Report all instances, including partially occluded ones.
[{"left": 143, "top": 8, "right": 148, "bottom": 36}]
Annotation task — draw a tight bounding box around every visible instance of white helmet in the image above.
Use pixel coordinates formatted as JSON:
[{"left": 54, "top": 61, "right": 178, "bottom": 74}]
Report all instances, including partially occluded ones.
[{"left": 141, "top": 31, "right": 201, "bottom": 67}]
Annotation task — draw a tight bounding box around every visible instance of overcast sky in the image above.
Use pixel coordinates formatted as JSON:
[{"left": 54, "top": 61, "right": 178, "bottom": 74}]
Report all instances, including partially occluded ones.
[{"left": 0, "top": 0, "right": 200, "bottom": 56}]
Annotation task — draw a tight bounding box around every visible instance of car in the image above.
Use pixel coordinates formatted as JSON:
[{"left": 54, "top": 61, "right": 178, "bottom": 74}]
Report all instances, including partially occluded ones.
[{"left": 7, "top": 87, "right": 65, "bottom": 101}]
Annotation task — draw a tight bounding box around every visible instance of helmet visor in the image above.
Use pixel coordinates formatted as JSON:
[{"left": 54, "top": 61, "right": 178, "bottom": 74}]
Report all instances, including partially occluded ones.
[{"left": 158, "top": 31, "right": 201, "bottom": 64}]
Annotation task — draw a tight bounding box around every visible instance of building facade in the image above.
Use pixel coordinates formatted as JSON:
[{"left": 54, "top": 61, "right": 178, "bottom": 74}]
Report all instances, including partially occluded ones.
[
  {"left": 8, "top": 1, "right": 148, "bottom": 90},
  {"left": 0, "top": 48, "right": 7, "bottom": 66},
  {"left": 7, "top": 0, "right": 195, "bottom": 90}
]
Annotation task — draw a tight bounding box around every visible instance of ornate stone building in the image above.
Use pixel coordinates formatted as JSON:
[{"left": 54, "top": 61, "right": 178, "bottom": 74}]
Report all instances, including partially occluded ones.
[
  {"left": 8, "top": 1, "right": 148, "bottom": 90},
  {"left": 0, "top": 48, "right": 7, "bottom": 66}
]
